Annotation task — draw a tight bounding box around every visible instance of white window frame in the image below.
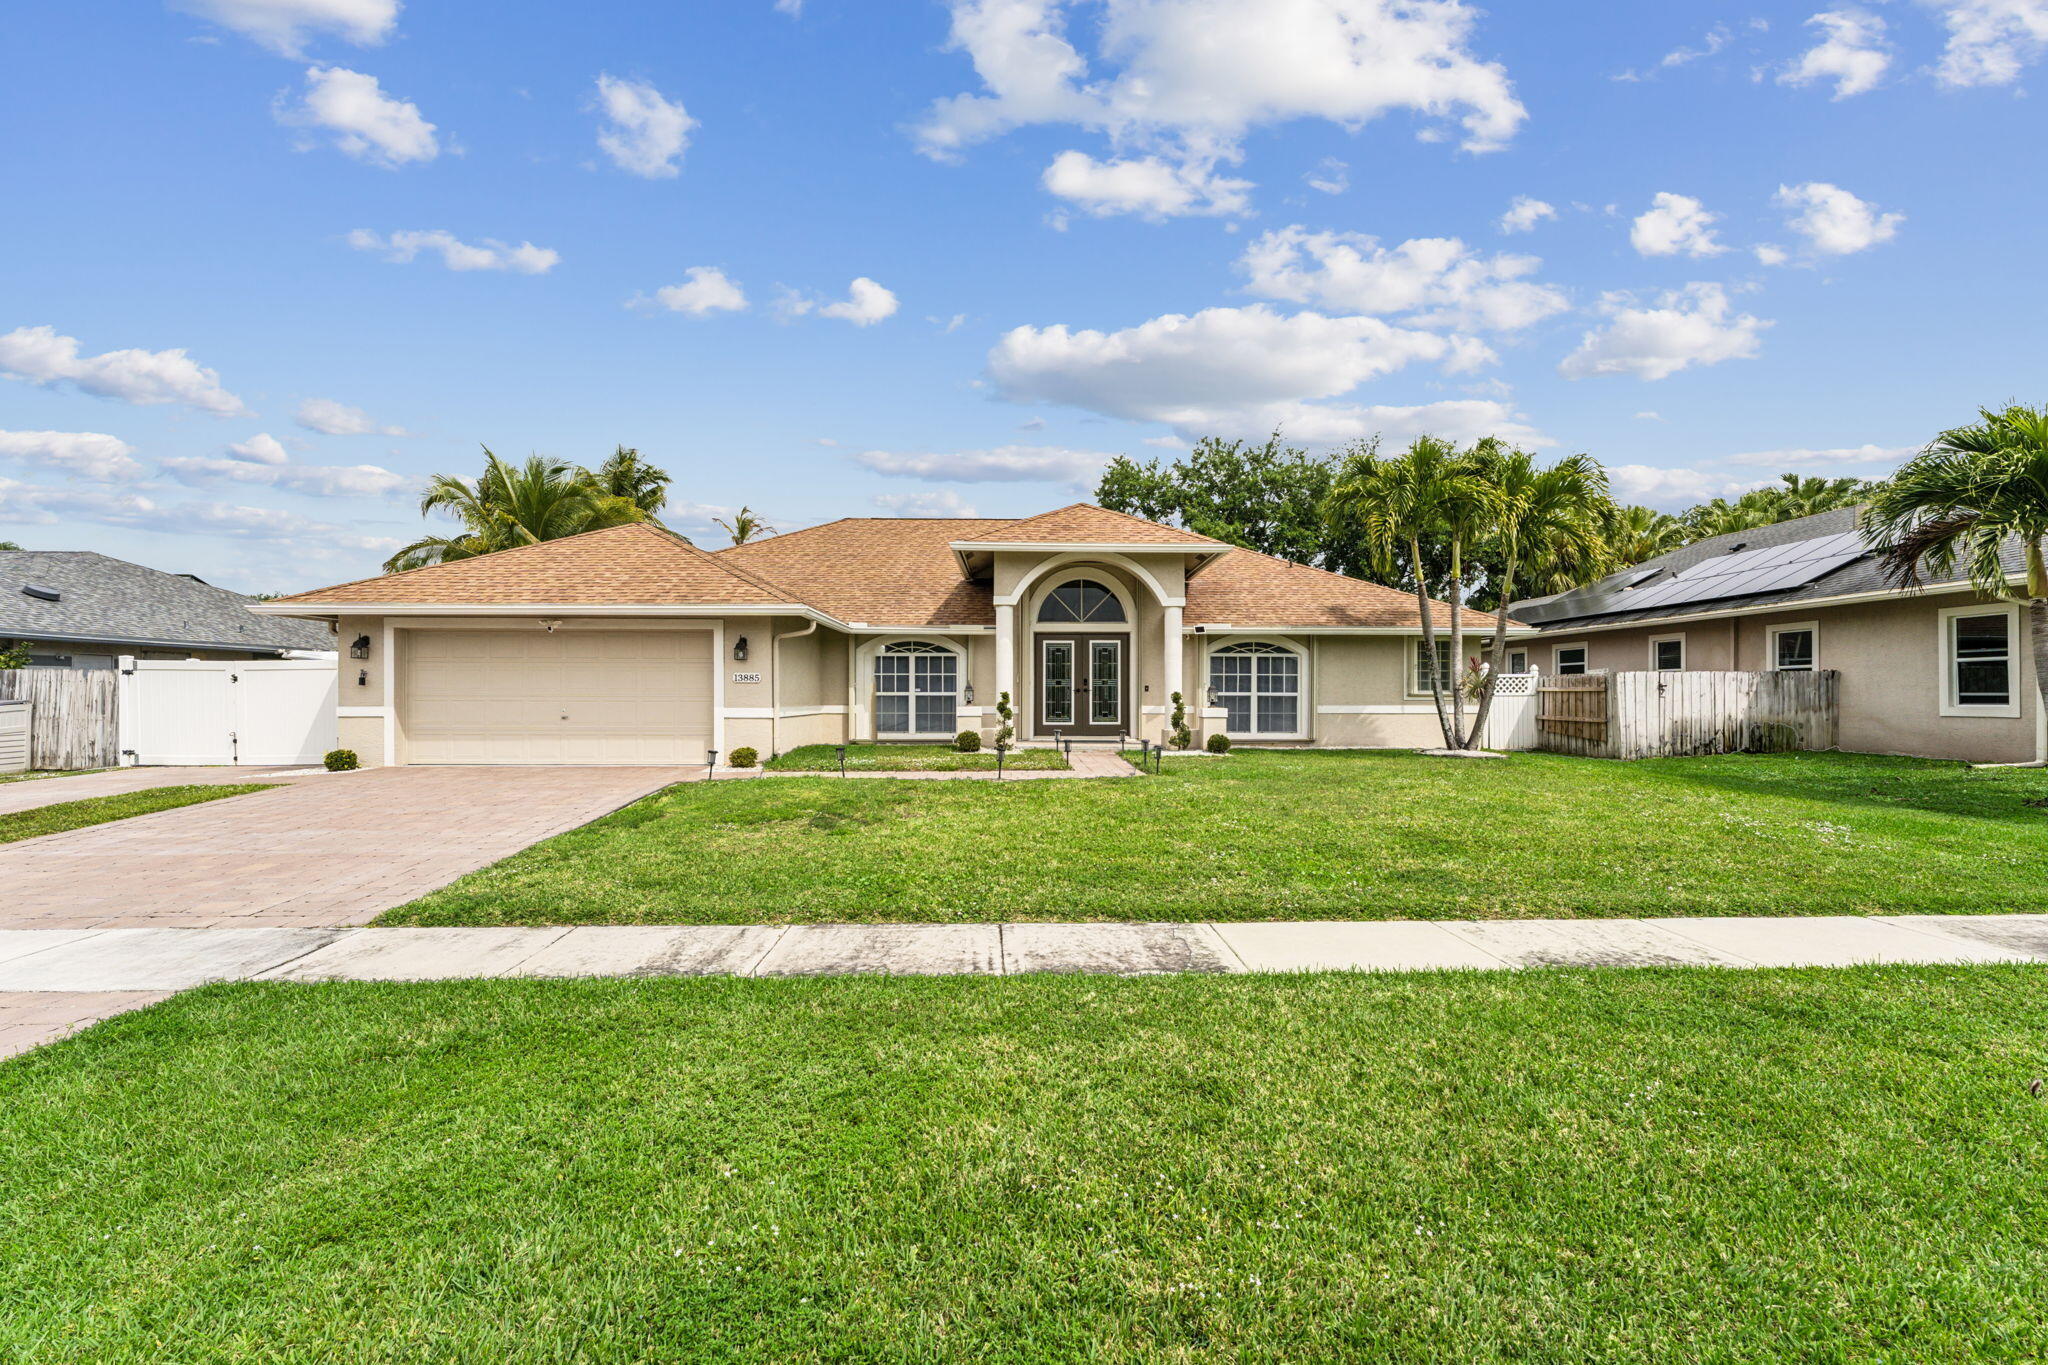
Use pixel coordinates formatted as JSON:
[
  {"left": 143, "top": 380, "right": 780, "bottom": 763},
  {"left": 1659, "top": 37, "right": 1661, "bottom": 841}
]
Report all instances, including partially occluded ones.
[
  {"left": 1408, "top": 636, "right": 1458, "bottom": 698},
  {"left": 1938, "top": 602, "right": 2022, "bottom": 718},
  {"left": 1505, "top": 647, "right": 1530, "bottom": 675},
  {"left": 1208, "top": 639, "right": 1306, "bottom": 739},
  {"left": 1766, "top": 621, "right": 1819, "bottom": 673},
  {"left": 1551, "top": 641, "right": 1590, "bottom": 676},
  {"left": 872, "top": 639, "right": 964, "bottom": 739},
  {"left": 1030, "top": 571, "right": 1135, "bottom": 630},
  {"left": 1649, "top": 634, "right": 1686, "bottom": 672}
]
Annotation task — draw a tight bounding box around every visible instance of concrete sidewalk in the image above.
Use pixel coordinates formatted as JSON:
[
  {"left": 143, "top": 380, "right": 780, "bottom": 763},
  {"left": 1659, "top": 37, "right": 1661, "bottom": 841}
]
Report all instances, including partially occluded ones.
[{"left": 5, "top": 914, "right": 2046, "bottom": 1057}]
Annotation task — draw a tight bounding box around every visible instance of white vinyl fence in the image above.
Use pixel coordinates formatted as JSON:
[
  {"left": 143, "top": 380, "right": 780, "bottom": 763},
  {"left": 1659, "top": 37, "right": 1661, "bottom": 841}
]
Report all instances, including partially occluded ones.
[
  {"left": 1480, "top": 672, "right": 1538, "bottom": 751},
  {"left": 1, "top": 700, "right": 28, "bottom": 774},
  {"left": 118, "top": 658, "right": 337, "bottom": 766}
]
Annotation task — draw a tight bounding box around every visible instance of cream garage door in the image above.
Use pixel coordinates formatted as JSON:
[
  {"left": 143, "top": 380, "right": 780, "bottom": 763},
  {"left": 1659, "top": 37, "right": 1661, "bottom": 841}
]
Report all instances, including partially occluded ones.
[{"left": 401, "top": 630, "right": 712, "bottom": 765}]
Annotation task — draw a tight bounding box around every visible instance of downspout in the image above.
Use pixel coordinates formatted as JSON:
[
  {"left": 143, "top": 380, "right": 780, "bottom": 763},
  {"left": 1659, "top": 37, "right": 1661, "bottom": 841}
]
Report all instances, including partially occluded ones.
[{"left": 770, "top": 619, "right": 819, "bottom": 757}]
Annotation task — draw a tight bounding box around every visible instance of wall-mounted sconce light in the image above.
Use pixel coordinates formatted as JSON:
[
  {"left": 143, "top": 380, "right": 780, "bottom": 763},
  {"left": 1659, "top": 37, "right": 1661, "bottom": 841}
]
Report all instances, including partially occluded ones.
[
  {"left": 349, "top": 634, "right": 371, "bottom": 660},
  {"left": 358, "top": 669, "right": 369, "bottom": 687},
  {"left": 962, "top": 682, "right": 976, "bottom": 705},
  {"left": 733, "top": 636, "right": 750, "bottom": 661},
  {"left": 1205, "top": 685, "right": 1220, "bottom": 706}
]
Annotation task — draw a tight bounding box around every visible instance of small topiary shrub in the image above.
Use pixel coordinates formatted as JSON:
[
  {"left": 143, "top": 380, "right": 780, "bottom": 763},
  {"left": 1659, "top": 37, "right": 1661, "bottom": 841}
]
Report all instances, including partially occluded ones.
[
  {"left": 727, "top": 746, "right": 759, "bottom": 768},
  {"left": 1205, "top": 731, "right": 1232, "bottom": 754},
  {"left": 1169, "top": 691, "right": 1192, "bottom": 750},
  {"left": 323, "top": 748, "right": 360, "bottom": 772},
  {"left": 955, "top": 730, "right": 982, "bottom": 752}
]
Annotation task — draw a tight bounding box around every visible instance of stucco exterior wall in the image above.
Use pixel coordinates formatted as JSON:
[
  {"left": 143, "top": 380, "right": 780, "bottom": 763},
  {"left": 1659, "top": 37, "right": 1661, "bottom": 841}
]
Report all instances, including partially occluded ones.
[
  {"left": 336, "top": 713, "right": 385, "bottom": 767},
  {"left": 1530, "top": 590, "right": 2040, "bottom": 764}
]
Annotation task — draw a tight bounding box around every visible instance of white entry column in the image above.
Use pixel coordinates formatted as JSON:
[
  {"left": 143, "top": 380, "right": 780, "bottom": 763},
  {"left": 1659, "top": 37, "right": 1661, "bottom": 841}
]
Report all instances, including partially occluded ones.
[
  {"left": 994, "top": 601, "right": 1016, "bottom": 728},
  {"left": 1162, "top": 604, "right": 1184, "bottom": 739}
]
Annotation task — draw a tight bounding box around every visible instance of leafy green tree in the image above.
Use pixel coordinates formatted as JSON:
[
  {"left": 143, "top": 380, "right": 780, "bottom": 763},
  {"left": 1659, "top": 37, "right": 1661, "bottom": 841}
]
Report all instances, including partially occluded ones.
[
  {"left": 1597, "top": 503, "right": 1686, "bottom": 564},
  {"left": 715, "top": 507, "right": 774, "bottom": 545},
  {"left": 1682, "top": 473, "right": 1870, "bottom": 540},
  {"left": 586, "top": 445, "right": 672, "bottom": 516},
  {"left": 0, "top": 540, "right": 21, "bottom": 551},
  {"left": 384, "top": 447, "right": 655, "bottom": 572},
  {"left": 1096, "top": 434, "right": 1370, "bottom": 573},
  {"left": 1864, "top": 405, "right": 2048, "bottom": 748},
  {"left": 0, "top": 640, "right": 30, "bottom": 669}
]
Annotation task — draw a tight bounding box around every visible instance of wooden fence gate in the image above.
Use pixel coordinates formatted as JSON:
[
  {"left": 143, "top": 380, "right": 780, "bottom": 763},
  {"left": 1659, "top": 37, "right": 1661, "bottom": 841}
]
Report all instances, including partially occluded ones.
[{"left": 1536, "top": 670, "right": 1839, "bottom": 759}]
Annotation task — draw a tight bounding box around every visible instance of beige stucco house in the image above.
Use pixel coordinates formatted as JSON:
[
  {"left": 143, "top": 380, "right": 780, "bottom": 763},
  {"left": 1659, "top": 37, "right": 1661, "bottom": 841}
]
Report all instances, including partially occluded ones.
[
  {"left": 1509, "top": 506, "right": 2045, "bottom": 765},
  {"left": 255, "top": 504, "right": 1504, "bottom": 767}
]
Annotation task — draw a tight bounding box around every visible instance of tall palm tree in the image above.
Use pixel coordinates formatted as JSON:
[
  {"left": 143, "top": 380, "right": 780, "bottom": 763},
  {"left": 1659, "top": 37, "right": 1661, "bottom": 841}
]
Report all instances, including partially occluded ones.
[
  {"left": 384, "top": 447, "right": 649, "bottom": 572},
  {"left": 587, "top": 445, "right": 672, "bottom": 516},
  {"left": 715, "top": 506, "right": 774, "bottom": 545},
  {"left": 1598, "top": 502, "right": 1686, "bottom": 565},
  {"left": 1327, "top": 436, "right": 1499, "bottom": 748},
  {"left": 1864, "top": 405, "right": 2048, "bottom": 753},
  {"left": 1467, "top": 446, "right": 1613, "bottom": 745}
]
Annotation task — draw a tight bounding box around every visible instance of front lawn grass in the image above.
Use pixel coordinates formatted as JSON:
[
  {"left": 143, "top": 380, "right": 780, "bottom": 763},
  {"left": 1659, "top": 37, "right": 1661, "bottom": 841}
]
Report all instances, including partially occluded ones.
[
  {"left": 388, "top": 749, "right": 2048, "bottom": 925},
  {"left": 763, "top": 743, "right": 1068, "bottom": 772},
  {"left": 0, "top": 769, "right": 104, "bottom": 784},
  {"left": 0, "top": 783, "right": 273, "bottom": 844},
  {"left": 6, "top": 968, "right": 2047, "bottom": 1362}
]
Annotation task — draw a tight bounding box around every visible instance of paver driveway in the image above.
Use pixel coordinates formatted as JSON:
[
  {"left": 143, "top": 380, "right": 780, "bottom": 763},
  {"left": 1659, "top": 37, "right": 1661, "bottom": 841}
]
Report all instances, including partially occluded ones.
[
  {"left": 0, "top": 766, "right": 318, "bottom": 817},
  {"left": 0, "top": 766, "right": 697, "bottom": 931}
]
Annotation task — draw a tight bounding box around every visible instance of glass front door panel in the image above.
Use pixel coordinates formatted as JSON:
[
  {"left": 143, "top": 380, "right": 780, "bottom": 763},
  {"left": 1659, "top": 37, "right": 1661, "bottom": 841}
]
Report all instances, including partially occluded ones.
[
  {"left": 1089, "top": 641, "right": 1121, "bottom": 725},
  {"left": 1042, "top": 641, "right": 1075, "bottom": 726}
]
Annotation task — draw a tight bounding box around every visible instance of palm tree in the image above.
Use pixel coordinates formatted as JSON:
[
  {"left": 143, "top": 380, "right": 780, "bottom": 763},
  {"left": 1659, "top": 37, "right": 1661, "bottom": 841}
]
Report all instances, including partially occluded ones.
[
  {"left": 1598, "top": 502, "right": 1686, "bottom": 565},
  {"left": 715, "top": 506, "right": 774, "bottom": 545},
  {"left": 1864, "top": 405, "right": 2048, "bottom": 755},
  {"left": 1683, "top": 473, "right": 1870, "bottom": 540},
  {"left": 1327, "top": 436, "right": 1499, "bottom": 749},
  {"left": 384, "top": 447, "right": 650, "bottom": 572},
  {"left": 0, "top": 540, "right": 21, "bottom": 551},
  {"left": 587, "top": 445, "right": 672, "bottom": 516}
]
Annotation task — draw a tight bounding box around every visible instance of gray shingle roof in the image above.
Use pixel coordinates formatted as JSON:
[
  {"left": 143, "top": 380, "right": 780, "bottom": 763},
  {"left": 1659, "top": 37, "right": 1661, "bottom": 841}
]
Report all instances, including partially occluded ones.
[
  {"left": 1510, "top": 506, "right": 2028, "bottom": 632},
  {"left": 0, "top": 550, "right": 333, "bottom": 654}
]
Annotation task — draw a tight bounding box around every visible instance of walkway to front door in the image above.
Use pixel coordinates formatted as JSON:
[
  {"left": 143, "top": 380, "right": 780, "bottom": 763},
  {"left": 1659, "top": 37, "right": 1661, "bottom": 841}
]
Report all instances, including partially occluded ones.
[{"left": 1036, "top": 633, "right": 1129, "bottom": 738}]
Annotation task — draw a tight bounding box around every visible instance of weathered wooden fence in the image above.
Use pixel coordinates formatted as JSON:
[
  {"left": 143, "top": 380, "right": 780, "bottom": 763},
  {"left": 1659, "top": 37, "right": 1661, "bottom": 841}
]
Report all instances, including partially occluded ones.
[
  {"left": 1537, "top": 669, "right": 1838, "bottom": 760},
  {"left": 0, "top": 668, "right": 121, "bottom": 770}
]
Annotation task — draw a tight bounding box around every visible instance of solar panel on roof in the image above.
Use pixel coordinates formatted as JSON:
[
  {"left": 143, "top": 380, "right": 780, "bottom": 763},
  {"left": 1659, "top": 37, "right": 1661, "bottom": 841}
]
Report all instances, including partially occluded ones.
[{"left": 1604, "top": 530, "right": 1866, "bottom": 613}]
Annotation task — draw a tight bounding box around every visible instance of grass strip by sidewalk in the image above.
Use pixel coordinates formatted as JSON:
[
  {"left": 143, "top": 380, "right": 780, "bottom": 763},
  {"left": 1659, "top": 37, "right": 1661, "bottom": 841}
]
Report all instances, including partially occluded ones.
[
  {"left": 4, "top": 967, "right": 2046, "bottom": 1362},
  {"left": 763, "top": 743, "right": 1069, "bottom": 772},
  {"left": 0, "top": 769, "right": 104, "bottom": 784},
  {"left": 0, "top": 784, "right": 274, "bottom": 844}
]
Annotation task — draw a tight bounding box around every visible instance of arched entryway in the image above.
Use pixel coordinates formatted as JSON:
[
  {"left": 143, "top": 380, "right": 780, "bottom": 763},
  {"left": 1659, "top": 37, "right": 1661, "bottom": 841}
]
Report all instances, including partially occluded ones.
[{"left": 1031, "top": 573, "right": 1132, "bottom": 738}]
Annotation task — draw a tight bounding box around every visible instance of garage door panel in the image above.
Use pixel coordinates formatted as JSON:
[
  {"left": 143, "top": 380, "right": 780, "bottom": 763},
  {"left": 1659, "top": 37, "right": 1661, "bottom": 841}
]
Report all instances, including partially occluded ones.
[{"left": 401, "top": 629, "right": 713, "bottom": 765}]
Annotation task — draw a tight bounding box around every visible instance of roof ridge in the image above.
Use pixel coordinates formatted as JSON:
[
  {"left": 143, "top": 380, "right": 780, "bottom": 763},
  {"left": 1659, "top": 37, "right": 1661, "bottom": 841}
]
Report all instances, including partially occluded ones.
[{"left": 960, "top": 502, "right": 1230, "bottom": 545}]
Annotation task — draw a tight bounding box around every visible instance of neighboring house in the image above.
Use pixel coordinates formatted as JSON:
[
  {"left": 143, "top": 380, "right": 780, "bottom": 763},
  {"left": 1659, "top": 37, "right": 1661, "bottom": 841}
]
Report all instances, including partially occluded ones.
[
  {"left": 1, "top": 549, "right": 334, "bottom": 668},
  {"left": 256, "top": 504, "right": 1510, "bottom": 767},
  {"left": 1510, "top": 506, "right": 2043, "bottom": 765}
]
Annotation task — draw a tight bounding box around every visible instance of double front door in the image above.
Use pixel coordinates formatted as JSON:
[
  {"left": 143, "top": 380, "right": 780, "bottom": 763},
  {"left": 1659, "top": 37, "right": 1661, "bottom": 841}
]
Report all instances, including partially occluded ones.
[{"left": 1038, "top": 633, "right": 1127, "bottom": 737}]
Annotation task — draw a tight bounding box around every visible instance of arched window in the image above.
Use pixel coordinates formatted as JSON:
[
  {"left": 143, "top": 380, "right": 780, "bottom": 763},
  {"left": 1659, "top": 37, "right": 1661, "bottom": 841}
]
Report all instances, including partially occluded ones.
[
  {"left": 1036, "top": 578, "right": 1126, "bottom": 623},
  {"left": 1209, "top": 641, "right": 1301, "bottom": 736},
  {"left": 875, "top": 641, "right": 960, "bottom": 736}
]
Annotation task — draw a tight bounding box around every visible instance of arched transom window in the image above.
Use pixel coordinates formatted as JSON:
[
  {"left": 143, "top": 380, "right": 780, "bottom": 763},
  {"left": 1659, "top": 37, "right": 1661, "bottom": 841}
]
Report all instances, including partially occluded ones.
[
  {"left": 1209, "top": 641, "right": 1301, "bottom": 736},
  {"left": 1036, "top": 578, "right": 1126, "bottom": 623},
  {"left": 875, "top": 641, "right": 959, "bottom": 736}
]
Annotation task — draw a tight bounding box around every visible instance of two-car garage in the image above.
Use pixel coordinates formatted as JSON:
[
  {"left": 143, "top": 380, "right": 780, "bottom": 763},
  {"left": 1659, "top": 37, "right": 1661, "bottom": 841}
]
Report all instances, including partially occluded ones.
[{"left": 399, "top": 629, "right": 714, "bottom": 765}]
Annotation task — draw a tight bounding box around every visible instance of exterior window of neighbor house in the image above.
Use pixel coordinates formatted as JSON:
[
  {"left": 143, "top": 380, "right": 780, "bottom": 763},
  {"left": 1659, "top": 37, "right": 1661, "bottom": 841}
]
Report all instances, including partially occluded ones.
[
  {"left": 1411, "top": 638, "right": 1456, "bottom": 694},
  {"left": 1506, "top": 648, "right": 1530, "bottom": 674},
  {"left": 1651, "top": 636, "right": 1685, "bottom": 671},
  {"left": 1210, "top": 642, "right": 1303, "bottom": 736},
  {"left": 1769, "top": 625, "right": 1817, "bottom": 672},
  {"left": 1553, "top": 643, "right": 1589, "bottom": 675},
  {"left": 874, "top": 641, "right": 960, "bottom": 736},
  {"left": 1941, "top": 606, "right": 2018, "bottom": 715}
]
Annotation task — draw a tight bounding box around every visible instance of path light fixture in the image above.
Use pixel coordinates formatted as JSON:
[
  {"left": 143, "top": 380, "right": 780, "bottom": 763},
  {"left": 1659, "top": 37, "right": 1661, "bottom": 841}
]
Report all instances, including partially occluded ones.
[
  {"left": 706, "top": 750, "right": 719, "bottom": 777},
  {"left": 835, "top": 744, "right": 847, "bottom": 777}
]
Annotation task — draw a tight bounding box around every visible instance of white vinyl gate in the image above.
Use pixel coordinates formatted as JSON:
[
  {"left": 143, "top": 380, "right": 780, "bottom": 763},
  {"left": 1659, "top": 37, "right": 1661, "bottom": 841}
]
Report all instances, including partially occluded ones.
[
  {"left": 117, "top": 658, "right": 337, "bottom": 767},
  {"left": 1481, "top": 671, "right": 1539, "bottom": 751}
]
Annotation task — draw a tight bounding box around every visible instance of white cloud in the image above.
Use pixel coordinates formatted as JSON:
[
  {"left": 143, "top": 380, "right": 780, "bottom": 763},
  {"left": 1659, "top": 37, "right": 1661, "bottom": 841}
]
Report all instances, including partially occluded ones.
[
  {"left": 1753, "top": 243, "right": 1790, "bottom": 266},
  {"left": 987, "top": 304, "right": 1540, "bottom": 445},
  {"left": 853, "top": 445, "right": 1116, "bottom": 484},
  {"left": 1630, "top": 192, "right": 1728, "bottom": 258},
  {"left": 782, "top": 277, "right": 900, "bottom": 326},
  {"left": 277, "top": 66, "right": 438, "bottom": 167},
  {"left": 1780, "top": 10, "right": 1892, "bottom": 98},
  {"left": 1635, "top": 411, "right": 1664, "bottom": 421},
  {"left": 226, "top": 433, "right": 291, "bottom": 465},
  {"left": 1498, "top": 196, "right": 1556, "bottom": 234},
  {"left": 1725, "top": 442, "right": 1915, "bottom": 466},
  {"left": 1615, "top": 20, "right": 1769, "bottom": 81},
  {"left": 0, "top": 325, "right": 248, "bottom": 417},
  {"left": 1773, "top": 181, "right": 1903, "bottom": 255},
  {"left": 346, "top": 229, "right": 558, "bottom": 274},
  {"left": 873, "top": 490, "right": 981, "bottom": 517},
  {"left": 1142, "top": 435, "right": 1188, "bottom": 449},
  {"left": 295, "top": 397, "right": 405, "bottom": 436},
  {"left": 1237, "top": 227, "right": 1569, "bottom": 332},
  {"left": 0, "top": 476, "right": 401, "bottom": 551},
  {"left": 1559, "top": 283, "right": 1771, "bottom": 382},
  {"left": 638, "top": 266, "right": 749, "bottom": 317},
  {"left": 1306, "top": 157, "right": 1348, "bottom": 195},
  {"left": 594, "top": 74, "right": 694, "bottom": 178},
  {"left": 1041, "top": 150, "right": 1251, "bottom": 219},
  {"left": 776, "top": 0, "right": 803, "bottom": 13},
  {"left": 161, "top": 453, "right": 407, "bottom": 498},
  {"left": 1606, "top": 464, "right": 1771, "bottom": 508},
  {"left": 0, "top": 430, "right": 144, "bottom": 482},
  {"left": 171, "top": 0, "right": 398, "bottom": 56},
  {"left": 1926, "top": 0, "right": 2048, "bottom": 86},
  {"left": 914, "top": 0, "right": 1525, "bottom": 216},
  {"left": 931, "top": 313, "right": 969, "bottom": 333}
]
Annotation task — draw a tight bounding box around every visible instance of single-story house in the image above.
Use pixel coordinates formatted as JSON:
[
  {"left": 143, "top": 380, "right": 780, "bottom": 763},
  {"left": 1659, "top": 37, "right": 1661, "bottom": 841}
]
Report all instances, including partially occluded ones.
[
  {"left": 2, "top": 548, "right": 334, "bottom": 668},
  {"left": 1509, "top": 506, "right": 2044, "bottom": 765},
  {"left": 255, "top": 504, "right": 1507, "bottom": 767}
]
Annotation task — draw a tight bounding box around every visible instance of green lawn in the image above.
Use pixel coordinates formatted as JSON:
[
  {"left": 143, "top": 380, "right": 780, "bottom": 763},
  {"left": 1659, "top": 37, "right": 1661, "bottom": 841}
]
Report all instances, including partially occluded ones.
[
  {"left": 387, "top": 749, "right": 2048, "bottom": 926},
  {"left": 6, "top": 968, "right": 2047, "bottom": 1362},
  {"left": 762, "top": 743, "right": 1069, "bottom": 772},
  {"left": 0, "top": 769, "right": 101, "bottom": 784},
  {"left": 0, "top": 783, "right": 273, "bottom": 844}
]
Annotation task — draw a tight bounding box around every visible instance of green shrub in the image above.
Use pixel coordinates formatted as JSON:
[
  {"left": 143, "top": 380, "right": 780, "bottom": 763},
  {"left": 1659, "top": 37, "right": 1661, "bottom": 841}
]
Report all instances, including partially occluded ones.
[
  {"left": 727, "top": 746, "right": 759, "bottom": 769},
  {"left": 955, "top": 730, "right": 982, "bottom": 752},
  {"left": 1206, "top": 732, "right": 1232, "bottom": 754},
  {"left": 322, "top": 749, "right": 360, "bottom": 772},
  {"left": 1169, "top": 692, "right": 1192, "bottom": 750}
]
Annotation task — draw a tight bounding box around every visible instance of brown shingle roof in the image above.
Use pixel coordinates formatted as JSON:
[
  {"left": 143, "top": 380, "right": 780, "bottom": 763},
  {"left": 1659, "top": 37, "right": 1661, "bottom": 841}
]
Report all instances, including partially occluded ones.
[
  {"left": 1186, "top": 547, "right": 1500, "bottom": 630},
  {"left": 955, "top": 503, "right": 1231, "bottom": 547},
  {"left": 270, "top": 522, "right": 798, "bottom": 607},
  {"left": 718, "top": 518, "right": 1007, "bottom": 626}
]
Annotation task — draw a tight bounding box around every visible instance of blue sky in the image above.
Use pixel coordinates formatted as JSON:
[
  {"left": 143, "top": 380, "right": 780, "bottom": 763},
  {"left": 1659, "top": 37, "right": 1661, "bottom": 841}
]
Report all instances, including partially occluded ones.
[{"left": 3, "top": 0, "right": 2045, "bottom": 592}]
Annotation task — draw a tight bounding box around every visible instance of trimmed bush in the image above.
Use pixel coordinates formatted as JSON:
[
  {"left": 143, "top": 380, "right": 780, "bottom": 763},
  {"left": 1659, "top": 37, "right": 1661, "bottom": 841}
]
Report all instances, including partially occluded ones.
[
  {"left": 323, "top": 749, "right": 360, "bottom": 772},
  {"left": 727, "top": 746, "right": 759, "bottom": 769},
  {"left": 955, "top": 730, "right": 982, "bottom": 752},
  {"left": 1206, "top": 732, "right": 1232, "bottom": 754}
]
